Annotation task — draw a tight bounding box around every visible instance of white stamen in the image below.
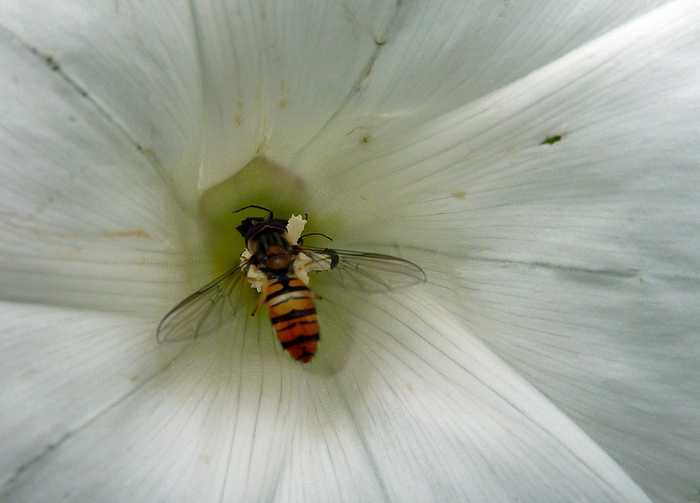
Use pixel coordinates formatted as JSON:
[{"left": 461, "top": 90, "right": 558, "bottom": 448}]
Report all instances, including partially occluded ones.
[
  {"left": 241, "top": 250, "right": 265, "bottom": 292},
  {"left": 286, "top": 214, "right": 306, "bottom": 244},
  {"left": 292, "top": 251, "right": 333, "bottom": 286}
]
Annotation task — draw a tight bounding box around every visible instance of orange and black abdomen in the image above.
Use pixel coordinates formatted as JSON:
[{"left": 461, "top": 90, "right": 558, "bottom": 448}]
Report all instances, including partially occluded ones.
[{"left": 264, "top": 273, "right": 319, "bottom": 363}]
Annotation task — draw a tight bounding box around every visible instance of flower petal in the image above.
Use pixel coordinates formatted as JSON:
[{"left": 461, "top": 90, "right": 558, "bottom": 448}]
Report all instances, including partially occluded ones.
[
  {"left": 0, "top": 0, "right": 204, "bottom": 208},
  {"left": 1, "top": 312, "right": 387, "bottom": 503},
  {"left": 419, "top": 250, "right": 700, "bottom": 502},
  {"left": 0, "top": 28, "right": 203, "bottom": 316},
  {"left": 0, "top": 302, "right": 175, "bottom": 490},
  {"left": 301, "top": 0, "right": 700, "bottom": 253},
  {"left": 1, "top": 292, "right": 653, "bottom": 503},
  {"left": 296, "top": 2, "right": 700, "bottom": 500},
  {"left": 188, "top": 0, "right": 399, "bottom": 190},
  {"left": 301, "top": 0, "right": 673, "bottom": 132},
  {"left": 297, "top": 0, "right": 680, "bottom": 171},
  {"left": 317, "top": 289, "right": 653, "bottom": 502}
]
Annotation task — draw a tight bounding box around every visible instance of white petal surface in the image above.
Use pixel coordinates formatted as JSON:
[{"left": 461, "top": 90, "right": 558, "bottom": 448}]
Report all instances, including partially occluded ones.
[
  {"left": 0, "top": 0, "right": 204, "bottom": 208},
  {"left": 294, "top": 0, "right": 676, "bottom": 169},
  {"left": 353, "top": 0, "right": 673, "bottom": 117},
  {"left": 189, "top": 0, "right": 398, "bottom": 190},
  {"left": 0, "top": 28, "right": 203, "bottom": 316},
  {"left": 0, "top": 302, "right": 177, "bottom": 490},
  {"left": 421, "top": 254, "right": 700, "bottom": 503},
  {"left": 0, "top": 291, "right": 653, "bottom": 503},
  {"left": 320, "top": 290, "right": 652, "bottom": 502},
  {"left": 1, "top": 313, "right": 384, "bottom": 503},
  {"left": 297, "top": 2, "right": 700, "bottom": 501},
  {"left": 303, "top": 0, "right": 700, "bottom": 259}
]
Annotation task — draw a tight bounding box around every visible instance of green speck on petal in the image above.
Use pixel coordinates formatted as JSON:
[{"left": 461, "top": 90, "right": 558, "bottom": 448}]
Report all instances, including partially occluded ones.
[{"left": 541, "top": 135, "right": 563, "bottom": 145}]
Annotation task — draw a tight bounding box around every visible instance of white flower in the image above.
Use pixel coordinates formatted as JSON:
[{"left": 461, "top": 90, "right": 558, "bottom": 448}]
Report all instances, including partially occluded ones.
[{"left": 1, "top": 1, "right": 699, "bottom": 502}]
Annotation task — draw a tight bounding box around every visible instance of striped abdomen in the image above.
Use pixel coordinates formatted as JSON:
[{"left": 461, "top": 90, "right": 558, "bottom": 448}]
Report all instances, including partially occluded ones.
[{"left": 264, "top": 273, "right": 319, "bottom": 363}]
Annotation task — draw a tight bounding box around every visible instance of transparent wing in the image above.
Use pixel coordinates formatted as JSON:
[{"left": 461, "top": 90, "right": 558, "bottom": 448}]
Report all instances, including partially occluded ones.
[
  {"left": 301, "top": 247, "right": 426, "bottom": 292},
  {"left": 156, "top": 264, "right": 249, "bottom": 344}
]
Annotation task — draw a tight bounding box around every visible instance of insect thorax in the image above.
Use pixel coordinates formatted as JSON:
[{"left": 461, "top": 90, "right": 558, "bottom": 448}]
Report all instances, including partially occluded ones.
[{"left": 248, "top": 228, "right": 295, "bottom": 274}]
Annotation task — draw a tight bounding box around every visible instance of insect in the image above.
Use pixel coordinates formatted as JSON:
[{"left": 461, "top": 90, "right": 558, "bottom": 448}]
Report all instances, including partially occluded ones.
[{"left": 156, "top": 205, "right": 426, "bottom": 363}]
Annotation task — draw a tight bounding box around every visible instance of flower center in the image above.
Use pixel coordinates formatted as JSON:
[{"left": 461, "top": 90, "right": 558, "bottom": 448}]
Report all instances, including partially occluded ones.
[{"left": 199, "top": 156, "right": 313, "bottom": 277}]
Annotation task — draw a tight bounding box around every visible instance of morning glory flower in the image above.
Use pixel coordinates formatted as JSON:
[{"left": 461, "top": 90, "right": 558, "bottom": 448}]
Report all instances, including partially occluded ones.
[{"left": 1, "top": 1, "right": 699, "bottom": 502}]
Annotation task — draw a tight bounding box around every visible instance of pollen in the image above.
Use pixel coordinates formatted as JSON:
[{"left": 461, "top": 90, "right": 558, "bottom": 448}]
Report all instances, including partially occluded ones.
[{"left": 241, "top": 250, "right": 266, "bottom": 292}]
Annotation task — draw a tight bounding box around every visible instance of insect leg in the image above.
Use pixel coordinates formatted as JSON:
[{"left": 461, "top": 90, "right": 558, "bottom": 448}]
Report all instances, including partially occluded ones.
[{"left": 251, "top": 291, "right": 266, "bottom": 316}]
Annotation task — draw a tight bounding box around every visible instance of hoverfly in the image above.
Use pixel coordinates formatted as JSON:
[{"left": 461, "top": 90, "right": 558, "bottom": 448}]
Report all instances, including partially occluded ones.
[{"left": 156, "top": 205, "right": 426, "bottom": 363}]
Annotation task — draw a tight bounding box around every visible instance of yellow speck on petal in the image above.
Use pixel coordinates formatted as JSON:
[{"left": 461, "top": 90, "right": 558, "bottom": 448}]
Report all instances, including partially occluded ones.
[
  {"left": 451, "top": 190, "right": 467, "bottom": 200},
  {"left": 100, "top": 229, "right": 152, "bottom": 239}
]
